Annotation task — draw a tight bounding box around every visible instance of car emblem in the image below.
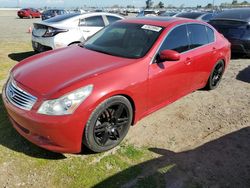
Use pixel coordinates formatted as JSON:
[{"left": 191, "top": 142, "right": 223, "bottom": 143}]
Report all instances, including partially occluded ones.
[{"left": 9, "top": 90, "right": 15, "bottom": 98}]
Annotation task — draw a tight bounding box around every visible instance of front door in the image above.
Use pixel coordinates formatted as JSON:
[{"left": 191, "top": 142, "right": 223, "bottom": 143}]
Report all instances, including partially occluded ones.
[{"left": 148, "top": 24, "right": 193, "bottom": 109}]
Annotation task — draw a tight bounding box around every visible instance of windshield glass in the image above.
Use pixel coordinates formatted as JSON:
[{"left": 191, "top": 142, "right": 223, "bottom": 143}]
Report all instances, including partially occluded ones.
[
  {"left": 45, "top": 13, "right": 79, "bottom": 23},
  {"left": 83, "top": 22, "right": 163, "bottom": 59},
  {"left": 176, "top": 12, "right": 204, "bottom": 19},
  {"left": 213, "top": 9, "right": 250, "bottom": 21}
]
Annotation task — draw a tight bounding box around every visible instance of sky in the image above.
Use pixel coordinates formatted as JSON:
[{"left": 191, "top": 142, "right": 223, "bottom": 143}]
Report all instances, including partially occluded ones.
[{"left": 0, "top": 0, "right": 237, "bottom": 8}]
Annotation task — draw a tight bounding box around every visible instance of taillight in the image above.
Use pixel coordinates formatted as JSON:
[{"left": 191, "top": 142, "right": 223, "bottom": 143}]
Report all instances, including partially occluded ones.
[{"left": 43, "top": 27, "right": 68, "bottom": 37}]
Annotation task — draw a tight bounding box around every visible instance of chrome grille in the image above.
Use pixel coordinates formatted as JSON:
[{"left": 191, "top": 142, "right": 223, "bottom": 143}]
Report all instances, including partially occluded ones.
[{"left": 5, "top": 79, "right": 37, "bottom": 110}]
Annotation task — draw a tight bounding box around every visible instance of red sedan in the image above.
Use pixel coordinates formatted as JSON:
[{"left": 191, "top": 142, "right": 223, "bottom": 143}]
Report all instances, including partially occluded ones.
[
  {"left": 17, "top": 8, "right": 41, "bottom": 19},
  {"left": 2, "top": 17, "right": 231, "bottom": 153}
]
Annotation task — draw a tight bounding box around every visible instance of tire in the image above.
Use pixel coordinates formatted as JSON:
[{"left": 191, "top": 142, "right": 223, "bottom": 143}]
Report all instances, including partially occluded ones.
[
  {"left": 83, "top": 96, "right": 133, "bottom": 152},
  {"left": 205, "top": 60, "right": 225, "bottom": 90}
]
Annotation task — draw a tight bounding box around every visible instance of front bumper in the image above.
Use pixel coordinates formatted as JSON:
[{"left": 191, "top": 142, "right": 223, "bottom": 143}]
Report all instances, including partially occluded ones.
[{"left": 2, "top": 84, "right": 88, "bottom": 153}]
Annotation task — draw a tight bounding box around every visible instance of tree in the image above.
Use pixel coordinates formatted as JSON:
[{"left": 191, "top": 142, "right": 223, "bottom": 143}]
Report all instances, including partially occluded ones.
[
  {"left": 158, "top": 1, "right": 164, "bottom": 8},
  {"left": 241, "top": 1, "right": 249, "bottom": 5},
  {"left": 146, "top": 0, "right": 154, "bottom": 8},
  {"left": 206, "top": 3, "right": 213, "bottom": 8},
  {"left": 232, "top": 0, "right": 238, "bottom": 4}
]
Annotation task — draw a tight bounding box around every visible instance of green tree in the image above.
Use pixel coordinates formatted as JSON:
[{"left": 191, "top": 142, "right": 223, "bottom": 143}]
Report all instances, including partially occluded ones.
[
  {"left": 206, "top": 3, "right": 213, "bottom": 8},
  {"left": 146, "top": 0, "right": 154, "bottom": 8},
  {"left": 232, "top": 0, "right": 238, "bottom": 4},
  {"left": 241, "top": 1, "right": 249, "bottom": 5},
  {"left": 159, "top": 1, "right": 164, "bottom": 8}
]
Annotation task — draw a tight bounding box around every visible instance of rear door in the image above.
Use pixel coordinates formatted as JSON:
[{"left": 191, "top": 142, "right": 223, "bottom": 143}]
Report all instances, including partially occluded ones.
[
  {"left": 186, "top": 24, "right": 216, "bottom": 90},
  {"left": 79, "top": 15, "right": 105, "bottom": 40}
]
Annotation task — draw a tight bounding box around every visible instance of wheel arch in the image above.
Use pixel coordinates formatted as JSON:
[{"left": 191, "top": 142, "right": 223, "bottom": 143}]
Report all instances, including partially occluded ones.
[{"left": 88, "top": 91, "right": 137, "bottom": 126}]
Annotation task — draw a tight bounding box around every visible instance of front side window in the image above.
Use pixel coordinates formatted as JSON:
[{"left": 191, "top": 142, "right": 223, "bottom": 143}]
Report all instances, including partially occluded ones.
[
  {"left": 187, "top": 24, "right": 209, "bottom": 49},
  {"left": 83, "top": 22, "right": 163, "bottom": 58},
  {"left": 80, "top": 16, "right": 105, "bottom": 27},
  {"left": 159, "top": 25, "right": 189, "bottom": 53}
]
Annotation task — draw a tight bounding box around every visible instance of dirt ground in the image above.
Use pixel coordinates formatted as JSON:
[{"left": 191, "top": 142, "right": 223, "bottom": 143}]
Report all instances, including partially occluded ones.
[{"left": 0, "top": 10, "right": 250, "bottom": 187}]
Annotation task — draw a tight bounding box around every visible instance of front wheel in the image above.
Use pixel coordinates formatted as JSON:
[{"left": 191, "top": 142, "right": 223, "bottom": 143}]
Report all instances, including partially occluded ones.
[
  {"left": 83, "top": 96, "right": 133, "bottom": 152},
  {"left": 205, "top": 60, "right": 225, "bottom": 90}
]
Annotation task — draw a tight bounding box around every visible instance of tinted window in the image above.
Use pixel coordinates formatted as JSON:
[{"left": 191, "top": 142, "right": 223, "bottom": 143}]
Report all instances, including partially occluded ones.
[
  {"left": 206, "top": 26, "right": 215, "bottom": 43},
  {"left": 187, "top": 24, "right": 208, "bottom": 49},
  {"left": 45, "top": 13, "right": 80, "bottom": 23},
  {"left": 176, "top": 12, "right": 204, "bottom": 19},
  {"left": 106, "top": 16, "right": 121, "bottom": 24},
  {"left": 213, "top": 9, "right": 250, "bottom": 21},
  {"left": 160, "top": 25, "right": 189, "bottom": 53},
  {"left": 202, "top": 14, "right": 213, "bottom": 21},
  {"left": 80, "top": 16, "right": 105, "bottom": 27},
  {"left": 84, "top": 22, "right": 163, "bottom": 58}
]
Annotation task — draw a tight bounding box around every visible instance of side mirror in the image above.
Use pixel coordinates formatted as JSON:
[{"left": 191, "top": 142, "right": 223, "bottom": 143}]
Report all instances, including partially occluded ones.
[{"left": 159, "top": 50, "right": 180, "bottom": 61}]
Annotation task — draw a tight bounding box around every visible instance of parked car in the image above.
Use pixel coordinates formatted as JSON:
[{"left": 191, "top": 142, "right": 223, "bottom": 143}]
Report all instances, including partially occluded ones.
[
  {"left": 175, "top": 12, "right": 216, "bottom": 22},
  {"left": 41, "top": 9, "right": 67, "bottom": 20},
  {"left": 32, "top": 12, "right": 124, "bottom": 52},
  {"left": 3, "top": 17, "right": 230, "bottom": 153},
  {"left": 17, "top": 8, "right": 41, "bottom": 19},
  {"left": 137, "top": 9, "right": 158, "bottom": 17},
  {"left": 209, "top": 8, "right": 250, "bottom": 56},
  {"left": 159, "top": 11, "right": 178, "bottom": 17}
]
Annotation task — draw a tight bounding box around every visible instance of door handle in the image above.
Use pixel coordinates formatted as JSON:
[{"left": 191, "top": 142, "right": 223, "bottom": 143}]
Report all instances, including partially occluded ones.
[
  {"left": 185, "top": 57, "right": 192, "bottom": 65},
  {"left": 82, "top": 30, "right": 90, "bottom": 32}
]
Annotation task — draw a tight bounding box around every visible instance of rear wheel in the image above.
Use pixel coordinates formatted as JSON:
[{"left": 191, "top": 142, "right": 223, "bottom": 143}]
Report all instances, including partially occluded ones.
[
  {"left": 83, "top": 96, "right": 133, "bottom": 152},
  {"left": 205, "top": 60, "right": 225, "bottom": 90}
]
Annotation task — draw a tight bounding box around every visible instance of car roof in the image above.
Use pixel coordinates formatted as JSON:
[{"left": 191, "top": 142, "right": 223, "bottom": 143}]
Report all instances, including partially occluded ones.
[
  {"left": 120, "top": 17, "right": 207, "bottom": 27},
  {"left": 212, "top": 8, "right": 250, "bottom": 22}
]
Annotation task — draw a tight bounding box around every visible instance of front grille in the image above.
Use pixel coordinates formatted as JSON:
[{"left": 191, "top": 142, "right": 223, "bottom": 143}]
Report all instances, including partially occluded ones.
[{"left": 5, "top": 79, "right": 37, "bottom": 110}]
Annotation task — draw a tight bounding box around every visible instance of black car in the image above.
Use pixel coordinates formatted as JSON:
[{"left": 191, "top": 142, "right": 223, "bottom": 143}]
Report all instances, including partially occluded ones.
[
  {"left": 176, "top": 12, "right": 216, "bottom": 22},
  {"left": 41, "top": 9, "right": 67, "bottom": 20},
  {"left": 159, "top": 12, "right": 178, "bottom": 17},
  {"left": 209, "top": 8, "right": 250, "bottom": 56}
]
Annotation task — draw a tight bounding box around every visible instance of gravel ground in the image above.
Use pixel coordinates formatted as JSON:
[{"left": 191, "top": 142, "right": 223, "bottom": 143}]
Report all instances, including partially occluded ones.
[{"left": 0, "top": 10, "right": 250, "bottom": 187}]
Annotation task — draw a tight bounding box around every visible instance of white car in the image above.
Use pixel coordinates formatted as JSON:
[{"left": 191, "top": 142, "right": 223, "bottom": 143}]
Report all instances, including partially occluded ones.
[{"left": 32, "top": 12, "right": 124, "bottom": 52}]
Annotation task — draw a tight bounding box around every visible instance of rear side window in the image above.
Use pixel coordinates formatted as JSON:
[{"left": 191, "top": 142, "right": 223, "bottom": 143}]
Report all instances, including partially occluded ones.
[
  {"left": 206, "top": 26, "right": 215, "bottom": 43},
  {"left": 187, "top": 24, "right": 208, "bottom": 49},
  {"left": 107, "top": 16, "right": 121, "bottom": 24},
  {"left": 160, "top": 25, "right": 189, "bottom": 53},
  {"left": 80, "top": 16, "right": 105, "bottom": 27}
]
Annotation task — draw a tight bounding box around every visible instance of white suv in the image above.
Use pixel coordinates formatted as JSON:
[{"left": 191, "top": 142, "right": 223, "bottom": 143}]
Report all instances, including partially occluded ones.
[{"left": 32, "top": 12, "right": 124, "bottom": 52}]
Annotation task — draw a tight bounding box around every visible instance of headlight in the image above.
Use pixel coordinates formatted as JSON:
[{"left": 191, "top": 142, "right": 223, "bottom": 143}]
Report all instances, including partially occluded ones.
[{"left": 38, "top": 85, "right": 93, "bottom": 115}]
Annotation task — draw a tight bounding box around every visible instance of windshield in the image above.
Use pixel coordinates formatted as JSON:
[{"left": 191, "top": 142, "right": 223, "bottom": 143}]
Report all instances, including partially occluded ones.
[
  {"left": 83, "top": 22, "right": 163, "bottom": 59},
  {"left": 176, "top": 12, "right": 204, "bottom": 19},
  {"left": 213, "top": 9, "right": 250, "bottom": 21},
  {"left": 44, "top": 13, "right": 79, "bottom": 23}
]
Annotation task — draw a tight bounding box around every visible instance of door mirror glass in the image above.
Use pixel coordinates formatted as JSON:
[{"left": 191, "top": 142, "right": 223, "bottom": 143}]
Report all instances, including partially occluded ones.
[{"left": 159, "top": 50, "right": 180, "bottom": 61}]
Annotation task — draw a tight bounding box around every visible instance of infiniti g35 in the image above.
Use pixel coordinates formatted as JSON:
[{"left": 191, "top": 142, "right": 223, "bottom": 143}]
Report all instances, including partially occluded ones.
[{"left": 2, "top": 17, "right": 231, "bottom": 153}]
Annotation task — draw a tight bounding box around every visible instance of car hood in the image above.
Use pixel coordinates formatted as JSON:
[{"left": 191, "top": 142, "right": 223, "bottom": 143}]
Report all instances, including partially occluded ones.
[{"left": 12, "top": 46, "right": 135, "bottom": 97}]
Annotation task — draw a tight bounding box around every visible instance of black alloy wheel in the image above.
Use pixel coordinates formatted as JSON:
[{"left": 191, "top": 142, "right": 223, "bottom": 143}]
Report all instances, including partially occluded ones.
[
  {"left": 211, "top": 62, "right": 224, "bottom": 87},
  {"left": 83, "top": 96, "right": 133, "bottom": 152},
  {"left": 205, "top": 60, "right": 225, "bottom": 90}
]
